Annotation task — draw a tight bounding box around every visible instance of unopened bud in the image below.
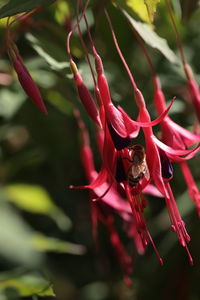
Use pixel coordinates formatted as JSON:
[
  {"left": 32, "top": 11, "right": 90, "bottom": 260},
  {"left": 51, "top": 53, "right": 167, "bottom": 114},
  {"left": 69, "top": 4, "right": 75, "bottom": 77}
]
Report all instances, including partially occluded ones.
[{"left": 70, "top": 59, "right": 78, "bottom": 75}]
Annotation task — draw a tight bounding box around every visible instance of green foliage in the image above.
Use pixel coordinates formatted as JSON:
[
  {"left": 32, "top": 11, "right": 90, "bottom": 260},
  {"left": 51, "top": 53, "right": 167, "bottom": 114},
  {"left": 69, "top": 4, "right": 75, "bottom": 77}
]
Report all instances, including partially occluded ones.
[
  {"left": 0, "top": 0, "right": 54, "bottom": 18},
  {"left": 0, "top": 272, "right": 55, "bottom": 297},
  {"left": 122, "top": 9, "right": 179, "bottom": 63}
]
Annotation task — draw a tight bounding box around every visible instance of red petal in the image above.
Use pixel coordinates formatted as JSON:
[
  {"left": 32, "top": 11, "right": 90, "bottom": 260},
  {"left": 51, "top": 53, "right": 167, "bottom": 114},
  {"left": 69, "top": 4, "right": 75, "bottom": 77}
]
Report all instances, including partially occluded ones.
[
  {"left": 118, "top": 97, "right": 175, "bottom": 128},
  {"left": 167, "top": 119, "right": 200, "bottom": 145},
  {"left": 143, "top": 184, "right": 164, "bottom": 198},
  {"left": 106, "top": 104, "right": 137, "bottom": 138},
  {"left": 70, "top": 166, "right": 108, "bottom": 190},
  {"left": 152, "top": 135, "right": 200, "bottom": 156}
]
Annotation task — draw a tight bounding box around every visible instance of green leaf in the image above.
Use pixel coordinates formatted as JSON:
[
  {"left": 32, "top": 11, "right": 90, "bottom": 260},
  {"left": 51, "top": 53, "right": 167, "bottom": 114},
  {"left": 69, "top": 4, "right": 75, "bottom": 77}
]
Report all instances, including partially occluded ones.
[
  {"left": 5, "top": 184, "right": 71, "bottom": 231},
  {"left": 0, "top": 273, "right": 55, "bottom": 297},
  {"left": 31, "top": 233, "right": 86, "bottom": 255},
  {"left": 0, "top": 0, "right": 8, "bottom": 9},
  {"left": 0, "top": 198, "right": 42, "bottom": 266},
  {"left": 144, "top": 0, "right": 160, "bottom": 23},
  {"left": 114, "top": 0, "right": 150, "bottom": 23},
  {"left": 0, "top": 0, "right": 55, "bottom": 18},
  {"left": 26, "top": 33, "right": 69, "bottom": 72},
  {"left": 122, "top": 10, "right": 179, "bottom": 63}
]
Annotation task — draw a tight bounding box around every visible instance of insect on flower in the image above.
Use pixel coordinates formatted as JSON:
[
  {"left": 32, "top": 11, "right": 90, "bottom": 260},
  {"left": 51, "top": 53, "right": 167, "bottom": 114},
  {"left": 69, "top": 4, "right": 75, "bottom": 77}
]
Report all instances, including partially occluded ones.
[{"left": 124, "top": 145, "right": 150, "bottom": 188}]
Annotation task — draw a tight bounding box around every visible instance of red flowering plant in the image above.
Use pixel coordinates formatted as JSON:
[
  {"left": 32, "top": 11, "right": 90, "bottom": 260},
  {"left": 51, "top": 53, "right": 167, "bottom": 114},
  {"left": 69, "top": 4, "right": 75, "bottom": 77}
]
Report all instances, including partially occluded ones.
[
  {"left": 128, "top": 2, "right": 200, "bottom": 216},
  {"left": 68, "top": 0, "right": 200, "bottom": 283}
]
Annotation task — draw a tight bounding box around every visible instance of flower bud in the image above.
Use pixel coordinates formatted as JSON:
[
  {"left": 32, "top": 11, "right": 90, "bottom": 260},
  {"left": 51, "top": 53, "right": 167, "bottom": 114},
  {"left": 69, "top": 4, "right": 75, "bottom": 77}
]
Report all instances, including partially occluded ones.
[{"left": 8, "top": 46, "right": 48, "bottom": 115}]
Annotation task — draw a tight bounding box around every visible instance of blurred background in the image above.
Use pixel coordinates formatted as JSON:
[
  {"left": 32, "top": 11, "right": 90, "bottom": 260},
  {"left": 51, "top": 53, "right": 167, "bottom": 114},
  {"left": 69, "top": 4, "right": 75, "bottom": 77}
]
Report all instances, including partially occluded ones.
[{"left": 0, "top": 0, "right": 200, "bottom": 299}]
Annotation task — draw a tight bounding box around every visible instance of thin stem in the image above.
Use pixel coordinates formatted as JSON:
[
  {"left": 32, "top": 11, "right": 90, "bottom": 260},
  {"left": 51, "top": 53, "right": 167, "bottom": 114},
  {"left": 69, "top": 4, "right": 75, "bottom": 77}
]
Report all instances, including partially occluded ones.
[
  {"left": 130, "top": 26, "right": 156, "bottom": 79},
  {"left": 104, "top": 8, "right": 137, "bottom": 91},
  {"left": 165, "top": 0, "right": 187, "bottom": 66},
  {"left": 66, "top": 0, "right": 90, "bottom": 59},
  {"left": 77, "top": 0, "right": 97, "bottom": 86},
  {"left": 80, "top": 0, "right": 98, "bottom": 57},
  {"left": 6, "top": 9, "right": 41, "bottom": 49}
]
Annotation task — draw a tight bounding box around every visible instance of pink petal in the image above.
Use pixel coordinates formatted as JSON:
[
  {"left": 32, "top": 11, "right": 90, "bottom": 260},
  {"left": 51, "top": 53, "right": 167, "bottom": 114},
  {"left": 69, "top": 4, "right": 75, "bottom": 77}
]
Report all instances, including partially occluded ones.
[
  {"left": 143, "top": 184, "right": 164, "bottom": 198},
  {"left": 152, "top": 135, "right": 200, "bottom": 156},
  {"left": 167, "top": 119, "right": 200, "bottom": 145},
  {"left": 118, "top": 97, "right": 175, "bottom": 128},
  {"left": 70, "top": 166, "right": 108, "bottom": 190},
  {"left": 106, "top": 104, "right": 138, "bottom": 138}
]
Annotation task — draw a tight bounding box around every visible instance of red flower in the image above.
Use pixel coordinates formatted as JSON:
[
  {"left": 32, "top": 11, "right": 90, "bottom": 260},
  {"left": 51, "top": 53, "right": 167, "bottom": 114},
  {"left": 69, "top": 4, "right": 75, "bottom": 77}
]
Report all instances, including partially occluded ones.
[{"left": 153, "top": 76, "right": 200, "bottom": 215}]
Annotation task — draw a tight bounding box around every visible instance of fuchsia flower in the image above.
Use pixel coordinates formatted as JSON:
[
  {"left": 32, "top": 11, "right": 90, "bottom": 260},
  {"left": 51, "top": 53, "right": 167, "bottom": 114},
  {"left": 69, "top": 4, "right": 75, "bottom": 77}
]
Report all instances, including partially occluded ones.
[
  {"left": 153, "top": 76, "right": 200, "bottom": 216},
  {"left": 68, "top": 1, "right": 200, "bottom": 283},
  {"left": 73, "top": 108, "right": 166, "bottom": 284},
  {"left": 6, "top": 17, "right": 48, "bottom": 115},
  {"left": 73, "top": 108, "right": 134, "bottom": 285}
]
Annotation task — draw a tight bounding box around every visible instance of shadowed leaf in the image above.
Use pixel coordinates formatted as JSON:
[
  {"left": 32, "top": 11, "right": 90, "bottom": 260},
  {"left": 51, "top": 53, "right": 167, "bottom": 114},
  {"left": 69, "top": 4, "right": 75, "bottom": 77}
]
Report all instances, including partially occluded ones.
[
  {"left": 0, "top": 0, "right": 54, "bottom": 18},
  {"left": 0, "top": 272, "right": 55, "bottom": 297}
]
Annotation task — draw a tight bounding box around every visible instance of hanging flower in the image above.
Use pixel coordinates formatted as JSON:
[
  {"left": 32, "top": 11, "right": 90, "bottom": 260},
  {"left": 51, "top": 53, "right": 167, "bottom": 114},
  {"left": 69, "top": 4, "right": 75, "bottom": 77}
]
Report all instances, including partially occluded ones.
[{"left": 6, "top": 16, "right": 48, "bottom": 115}]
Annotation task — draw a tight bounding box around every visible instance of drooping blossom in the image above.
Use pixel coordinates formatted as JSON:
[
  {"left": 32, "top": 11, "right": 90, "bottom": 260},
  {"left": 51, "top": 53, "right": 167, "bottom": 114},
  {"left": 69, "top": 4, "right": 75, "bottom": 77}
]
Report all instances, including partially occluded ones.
[
  {"left": 73, "top": 108, "right": 134, "bottom": 285},
  {"left": 129, "top": 12, "right": 200, "bottom": 216},
  {"left": 102, "top": 9, "right": 200, "bottom": 262},
  {"left": 6, "top": 15, "right": 48, "bottom": 115},
  {"left": 153, "top": 76, "right": 200, "bottom": 216},
  {"left": 68, "top": 1, "right": 200, "bottom": 281}
]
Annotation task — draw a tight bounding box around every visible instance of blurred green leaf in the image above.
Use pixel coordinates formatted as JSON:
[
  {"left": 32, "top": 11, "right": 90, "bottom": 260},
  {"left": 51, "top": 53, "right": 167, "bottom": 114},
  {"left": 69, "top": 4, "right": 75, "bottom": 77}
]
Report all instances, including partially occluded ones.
[
  {"left": 0, "top": 87, "right": 25, "bottom": 119},
  {"left": 26, "top": 33, "right": 69, "bottom": 72},
  {"left": 122, "top": 10, "right": 179, "bottom": 63},
  {"left": 31, "top": 233, "right": 86, "bottom": 255},
  {"left": 0, "top": 0, "right": 55, "bottom": 18},
  {"left": 82, "top": 282, "right": 109, "bottom": 300},
  {"left": 0, "top": 198, "right": 42, "bottom": 266},
  {"left": 5, "top": 184, "right": 71, "bottom": 231},
  {"left": 0, "top": 272, "right": 55, "bottom": 297}
]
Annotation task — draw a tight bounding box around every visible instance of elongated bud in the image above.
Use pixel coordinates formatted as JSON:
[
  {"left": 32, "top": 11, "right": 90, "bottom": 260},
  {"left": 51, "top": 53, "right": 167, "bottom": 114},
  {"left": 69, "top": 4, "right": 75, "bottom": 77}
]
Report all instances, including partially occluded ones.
[
  {"left": 70, "top": 59, "right": 101, "bottom": 127},
  {"left": 8, "top": 46, "right": 48, "bottom": 115},
  {"left": 93, "top": 53, "right": 112, "bottom": 107}
]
